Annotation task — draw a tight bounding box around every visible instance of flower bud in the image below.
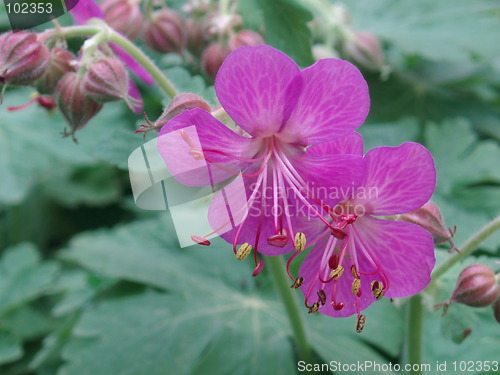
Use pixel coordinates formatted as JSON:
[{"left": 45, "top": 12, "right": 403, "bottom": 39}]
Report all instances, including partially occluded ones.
[
  {"left": 450, "top": 264, "right": 500, "bottom": 307},
  {"left": 56, "top": 72, "right": 103, "bottom": 142},
  {"left": 100, "top": 0, "right": 144, "bottom": 40},
  {"left": 136, "top": 93, "right": 211, "bottom": 136},
  {"left": 342, "top": 31, "right": 385, "bottom": 72},
  {"left": 37, "top": 47, "right": 77, "bottom": 94},
  {"left": 143, "top": 9, "right": 187, "bottom": 54},
  {"left": 0, "top": 31, "right": 49, "bottom": 90},
  {"left": 186, "top": 18, "right": 206, "bottom": 55},
  {"left": 228, "top": 30, "right": 264, "bottom": 50},
  {"left": 201, "top": 43, "right": 231, "bottom": 79},
  {"left": 83, "top": 57, "right": 135, "bottom": 110},
  {"left": 397, "top": 201, "right": 457, "bottom": 253}
]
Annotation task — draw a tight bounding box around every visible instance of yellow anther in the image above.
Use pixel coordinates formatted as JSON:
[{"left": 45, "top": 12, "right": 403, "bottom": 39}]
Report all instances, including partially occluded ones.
[
  {"left": 291, "top": 277, "right": 304, "bottom": 289},
  {"left": 294, "top": 232, "right": 306, "bottom": 252},
  {"left": 235, "top": 243, "right": 253, "bottom": 260},
  {"left": 356, "top": 314, "right": 366, "bottom": 333},
  {"left": 308, "top": 302, "right": 320, "bottom": 314},
  {"left": 351, "top": 279, "right": 361, "bottom": 296},
  {"left": 371, "top": 280, "right": 384, "bottom": 300},
  {"left": 329, "top": 265, "right": 344, "bottom": 280},
  {"left": 351, "top": 265, "right": 360, "bottom": 279}
]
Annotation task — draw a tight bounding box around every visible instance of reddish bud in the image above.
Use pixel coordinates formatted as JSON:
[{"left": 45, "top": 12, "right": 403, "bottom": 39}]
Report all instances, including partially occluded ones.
[
  {"left": 143, "top": 9, "right": 187, "bottom": 54},
  {"left": 136, "top": 93, "right": 210, "bottom": 136},
  {"left": 492, "top": 298, "right": 500, "bottom": 324},
  {"left": 186, "top": 18, "right": 206, "bottom": 55},
  {"left": 0, "top": 31, "right": 49, "bottom": 89},
  {"left": 100, "top": 0, "right": 144, "bottom": 40},
  {"left": 201, "top": 43, "right": 231, "bottom": 79},
  {"left": 398, "top": 201, "right": 457, "bottom": 253},
  {"left": 83, "top": 57, "right": 136, "bottom": 110},
  {"left": 229, "top": 30, "right": 264, "bottom": 50},
  {"left": 37, "top": 47, "right": 77, "bottom": 94},
  {"left": 342, "top": 31, "right": 385, "bottom": 72},
  {"left": 56, "top": 72, "right": 103, "bottom": 142}
]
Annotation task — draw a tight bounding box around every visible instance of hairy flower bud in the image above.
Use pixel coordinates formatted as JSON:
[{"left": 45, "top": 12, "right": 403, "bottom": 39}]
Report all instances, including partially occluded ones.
[
  {"left": 342, "top": 31, "right": 385, "bottom": 72},
  {"left": 229, "top": 30, "right": 264, "bottom": 50},
  {"left": 450, "top": 265, "right": 500, "bottom": 307},
  {"left": 83, "top": 57, "right": 135, "bottom": 109},
  {"left": 56, "top": 72, "right": 103, "bottom": 141},
  {"left": 100, "top": 0, "right": 144, "bottom": 40},
  {"left": 186, "top": 18, "right": 206, "bottom": 55},
  {"left": 136, "top": 93, "right": 211, "bottom": 136},
  {"left": 0, "top": 31, "right": 49, "bottom": 92},
  {"left": 397, "top": 201, "right": 457, "bottom": 252},
  {"left": 143, "top": 8, "right": 187, "bottom": 54},
  {"left": 37, "top": 47, "right": 77, "bottom": 94},
  {"left": 201, "top": 43, "right": 231, "bottom": 79}
]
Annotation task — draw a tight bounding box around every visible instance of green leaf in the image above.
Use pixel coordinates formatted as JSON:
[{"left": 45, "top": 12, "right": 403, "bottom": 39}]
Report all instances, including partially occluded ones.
[
  {"left": 164, "top": 67, "right": 217, "bottom": 105},
  {"left": 255, "top": 0, "right": 314, "bottom": 66},
  {"left": 358, "top": 118, "right": 420, "bottom": 151},
  {"left": 0, "top": 243, "right": 59, "bottom": 315},
  {"left": 346, "top": 0, "right": 500, "bottom": 62},
  {"left": 0, "top": 334, "right": 22, "bottom": 366}
]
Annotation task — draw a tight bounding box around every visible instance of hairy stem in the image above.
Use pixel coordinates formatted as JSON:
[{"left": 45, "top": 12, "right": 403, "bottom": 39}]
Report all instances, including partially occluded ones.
[
  {"left": 406, "top": 294, "right": 424, "bottom": 375},
  {"left": 267, "top": 256, "right": 314, "bottom": 365}
]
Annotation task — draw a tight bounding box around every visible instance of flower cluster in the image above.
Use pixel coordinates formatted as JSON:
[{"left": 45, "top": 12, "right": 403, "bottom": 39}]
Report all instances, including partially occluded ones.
[{"left": 156, "top": 44, "right": 437, "bottom": 331}]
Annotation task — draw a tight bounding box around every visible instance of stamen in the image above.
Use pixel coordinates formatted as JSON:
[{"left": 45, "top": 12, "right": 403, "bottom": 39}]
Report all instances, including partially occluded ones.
[
  {"left": 351, "top": 265, "right": 360, "bottom": 279},
  {"left": 331, "top": 227, "right": 347, "bottom": 239},
  {"left": 291, "top": 277, "right": 304, "bottom": 289},
  {"left": 329, "top": 265, "right": 344, "bottom": 280},
  {"left": 191, "top": 235, "right": 210, "bottom": 246},
  {"left": 188, "top": 149, "right": 204, "bottom": 160},
  {"left": 235, "top": 243, "right": 253, "bottom": 260},
  {"left": 351, "top": 279, "right": 361, "bottom": 296},
  {"left": 308, "top": 302, "right": 320, "bottom": 314},
  {"left": 332, "top": 302, "right": 345, "bottom": 311},
  {"left": 328, "top": 253, "right": 339, "bottom": 269},
  {"left": 267, "top": 233, "right": 289, "bottom": 247},
  {"left": 356, "top": 314, "right": 366, "bottom": 333},
  {"left": 294, "top": 232, "right": 306, "bottom": 252},
  {"left": 252, "top": 258, "right": 264, "bottom": 277},
  {"left": 317, "top": 289, "right": 326, "bottom": 305},
  {"left": 371, "top": 280, "right": 384, "bottom": 300}
]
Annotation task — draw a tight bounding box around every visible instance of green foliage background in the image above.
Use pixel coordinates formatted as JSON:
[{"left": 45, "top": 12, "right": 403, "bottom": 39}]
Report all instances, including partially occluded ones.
[{"left": 0, "top": 1, "right": 499, "bottom": 374}]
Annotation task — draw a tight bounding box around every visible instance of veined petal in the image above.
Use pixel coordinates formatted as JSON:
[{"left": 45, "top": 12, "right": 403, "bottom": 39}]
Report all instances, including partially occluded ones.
[
  {"left": 353, "top": 216, "right": 435, "bottom": 298},
  {"left": 354, "top": 142, "right": 436, "bottom": 215},
  {"left": 215, "top": 45, "right": 301, "bottom": 138},
  {"left": 127, "top": 80, "right": 143, "bottom": 113},
  {"left": 110, "top": 44, "right": 154, "bottom": 85},
  {"left": 307, "top": 132, "right": 364, "bottom": 156},
  {"left": 69, "top": 0, "right": 103, "bottom": 25},
  {"left": 157, "top": 109, "right": 258, "bottom": 186},
  {"left": 281, "top": 59, "right": 370, "bottom": 145},
  {"left": 294, "top": 152, "right": 366, "bottom": 207}
]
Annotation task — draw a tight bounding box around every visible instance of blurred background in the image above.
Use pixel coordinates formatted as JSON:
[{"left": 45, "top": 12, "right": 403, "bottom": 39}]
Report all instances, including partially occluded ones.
[{"left": 0, "top": 1, "right": 499, "bottom": 374}]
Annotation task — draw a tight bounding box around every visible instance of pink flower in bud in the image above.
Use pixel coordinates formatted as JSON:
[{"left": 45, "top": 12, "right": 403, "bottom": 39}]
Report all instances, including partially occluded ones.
[
  {"left": 143, "top": 8, "right": 187, "bottom": 54},
  {"left": 0, "top": 31, "right": 49, "bottom": 98},
  {"left": 56, "top": 72, "right": 103, "bottom": 142},
  {"left": 397, "top": 201, "right": 457, "bottom": 253},
  {"left": 136, "top": 93, "right": 211, "bottom": 137},
  {"left": 342, "top": 31, "right": 385, "bottom": 73},
  {"left": 436, "top": 264, "right": 500, "bottom": 315},
  {"left": 37, "top": 47, "right": 77, "bottom": 94},
  {"left": 201, "top": 43, "right": 231, "bottom": 79},
  {"left": 229, "top": 30, "right": 264, "bottom": 50},
  {"left": 83, "top": 57, "right": 138, "bottom": 111},
  {"left": 186, "top": 19, "right": 206, "bottom": 55},
  {"left": 492, "top": 297, "right": 500, "bottom": 324},
  {"left": 100, "top": 0, "right": 144, "bottom": 40}
]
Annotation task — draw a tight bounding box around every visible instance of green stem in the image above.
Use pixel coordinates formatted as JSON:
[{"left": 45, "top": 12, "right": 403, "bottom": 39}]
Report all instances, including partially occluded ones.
[
  {"left": 406, "top": 294, "right": 424, "bottom": 375},
  {"left": 428, "top": 215, "right": 500, "bottom": 288},
  {"left": 39, "top": 24, "right": 179, "bottom": 99},
  {"left": 266, "top": 256, "right": 313, "bottom": 364}
]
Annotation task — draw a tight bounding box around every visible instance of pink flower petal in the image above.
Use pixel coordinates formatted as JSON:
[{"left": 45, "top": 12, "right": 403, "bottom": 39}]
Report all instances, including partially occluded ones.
[
  {"left": 69, "top": 0, "right": 103, "bottom": 25},
  {"left": 215, "top": 45, "right": 301, "bottom": 138},
  {"left": 307, "top": 132, "right": 364, "bottom": 156},
  {"left": 353, "top": 216, "right": 435, "bottom": 298},
  {"left": 294, "top": 152, "right": 366, "bottom": 207},
  {"left": 281, "top": 59, "right": 370, "bottom": 145},
  {"left": 127, "top": 80, "right": 143, "bottom": 113},
  {"left": 354, "top": 142, "right": 436, "bottom": 216},
  {"left": 157, "top": 109, "right": 258, "bottom": 186}
]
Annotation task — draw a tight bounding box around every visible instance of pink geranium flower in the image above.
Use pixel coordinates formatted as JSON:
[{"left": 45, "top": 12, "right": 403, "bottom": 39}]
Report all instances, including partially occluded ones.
[
  {"left": 157, "top": 45, "right": 369, "bottom": 275},
  {"left": 298, "top": 138, "right": 436, "bottom": 330},
  {"left": 69, "top": 0, "right": 153, "bottom": 112}
]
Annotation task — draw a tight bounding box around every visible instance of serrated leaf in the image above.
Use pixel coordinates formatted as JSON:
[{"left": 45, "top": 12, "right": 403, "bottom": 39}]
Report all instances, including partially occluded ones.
[
  {"left": 346, "top": 0, "right": 500, "bottom": 62},
  {"left": 0, "top": 243, "right": 59, "bottom": 314},
  {"left": 256, "top": 0, "right": 314, "bottom": 66}
]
